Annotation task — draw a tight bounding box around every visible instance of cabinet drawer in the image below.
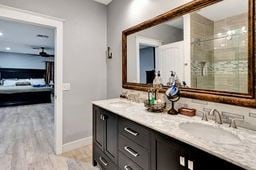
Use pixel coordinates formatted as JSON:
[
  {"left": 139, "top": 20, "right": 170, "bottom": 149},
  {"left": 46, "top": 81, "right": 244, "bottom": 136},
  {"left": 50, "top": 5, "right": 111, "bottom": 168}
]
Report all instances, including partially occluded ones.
[
  {"left": 119, "top": 135, "right": 150, "bottom": 170},
  {"left": 119, "top": 152, "right": 142, "bottom": 170},
  {"left": 119, "top": 118, "right": 150, "bottom": 149},
  {"left": 94, "top": 145, "right": 117, "bottom": 170}
]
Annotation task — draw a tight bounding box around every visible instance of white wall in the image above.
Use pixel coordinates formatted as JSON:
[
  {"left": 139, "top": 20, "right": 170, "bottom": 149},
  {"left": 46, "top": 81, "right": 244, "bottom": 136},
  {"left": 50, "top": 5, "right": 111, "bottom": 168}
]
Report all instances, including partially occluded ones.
[
  {"left": 0, "top": 0, "right": 107, "bottom": 143},
  {"left": 0, "top": 52, "right": 45, "bottom": 69}
]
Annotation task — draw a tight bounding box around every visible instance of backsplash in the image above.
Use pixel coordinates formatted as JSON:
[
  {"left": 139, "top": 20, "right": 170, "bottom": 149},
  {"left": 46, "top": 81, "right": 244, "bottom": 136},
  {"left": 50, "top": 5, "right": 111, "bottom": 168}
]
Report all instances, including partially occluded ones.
[{"left": 122, "top": 89, "right": 256, "bottom": 131}]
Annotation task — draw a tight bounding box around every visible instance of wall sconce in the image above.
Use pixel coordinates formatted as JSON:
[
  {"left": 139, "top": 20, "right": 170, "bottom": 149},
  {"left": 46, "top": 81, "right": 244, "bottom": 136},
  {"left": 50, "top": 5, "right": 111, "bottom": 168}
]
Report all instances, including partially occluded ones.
[{"left": 107, "top": 47, "right": 112, "bottom": 59}]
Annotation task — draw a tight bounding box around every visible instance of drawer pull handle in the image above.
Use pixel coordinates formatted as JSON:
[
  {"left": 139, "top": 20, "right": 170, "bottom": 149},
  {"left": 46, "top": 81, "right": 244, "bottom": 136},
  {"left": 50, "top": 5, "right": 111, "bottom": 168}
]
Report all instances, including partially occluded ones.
[
  {"left": 99, "top": 156, "right": 108, "bottom": 166},
  {"left": 124, "top": 146, "right": 139, "bottom": 157},
  {"left": 124, "top": 127, "right": 138, "bottom": 136},
  {"left": 124, "top": 165, "right": 132, "bottom": 170}
]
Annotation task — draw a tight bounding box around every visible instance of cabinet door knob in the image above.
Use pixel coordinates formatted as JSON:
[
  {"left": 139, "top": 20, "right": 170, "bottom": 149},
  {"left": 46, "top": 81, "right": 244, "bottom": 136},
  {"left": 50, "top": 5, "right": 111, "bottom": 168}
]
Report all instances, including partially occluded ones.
[
  {"left": 124, "top": 146, "right": 139, "bottom": 157},
  {"left": 188, "top": 160, "right": 194, "bottom": 170},
  {"left": 124, "top": 165, "right": 133, "bottom": 170},
  {"left": 124, "top": 127, "right": 139, "bottom": 136},
  {"left": 99, "top": 156, "right": 108, "bottom": 166},
  {"left": 179, "top": 156, "right": 185, "bottom": 167}
]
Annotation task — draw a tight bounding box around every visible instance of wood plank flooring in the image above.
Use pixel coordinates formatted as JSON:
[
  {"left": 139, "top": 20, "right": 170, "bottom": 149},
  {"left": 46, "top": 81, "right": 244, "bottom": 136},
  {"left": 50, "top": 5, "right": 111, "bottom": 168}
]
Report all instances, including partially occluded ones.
[{"left": 0, "top": 104, "right": 98, "bottom": 170}]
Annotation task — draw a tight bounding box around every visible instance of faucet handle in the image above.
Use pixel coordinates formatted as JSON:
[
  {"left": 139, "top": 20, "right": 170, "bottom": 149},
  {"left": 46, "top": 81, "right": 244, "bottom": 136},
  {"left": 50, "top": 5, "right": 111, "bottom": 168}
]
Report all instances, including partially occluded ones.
[
  {"left": 229, "top": 118, "right": 244, "bottom": 129},
  {"left": 199, "top": 111, "right": 208, "bottom": 121}
]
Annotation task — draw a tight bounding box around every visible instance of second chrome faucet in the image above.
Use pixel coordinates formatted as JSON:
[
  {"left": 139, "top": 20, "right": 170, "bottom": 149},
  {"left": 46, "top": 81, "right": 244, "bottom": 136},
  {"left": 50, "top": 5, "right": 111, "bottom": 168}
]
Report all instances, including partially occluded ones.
[
  {"left": 209, "top": 109, "right": 223, "bottom": 124},
  {"left": 201, "top": 109, "right": 223, "bottom": 124}
]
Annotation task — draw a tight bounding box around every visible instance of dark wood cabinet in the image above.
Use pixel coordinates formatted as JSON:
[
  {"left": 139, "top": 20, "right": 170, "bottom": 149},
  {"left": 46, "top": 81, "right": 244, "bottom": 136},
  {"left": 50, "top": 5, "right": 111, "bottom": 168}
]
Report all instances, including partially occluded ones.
[
  {"left": 187, "top": 148, "right": 245, "bottom": 170},
  {"left": 104, "top": 110, "right": 118, "bottom": 163},
  {"left": 93, "top": 105, "right": 118, "bottom": 166},
  {"left": 93, "top": 105, "right": 244, "bottom": 170},
  {"left": 151, "top": 133, "right": 186, "bottom": 170},
  {"left": 93, "top": 106, "right": 104, "bottom": 150},
  {"left": 151, "top": 133, "right": 244, "bottom": 170}
]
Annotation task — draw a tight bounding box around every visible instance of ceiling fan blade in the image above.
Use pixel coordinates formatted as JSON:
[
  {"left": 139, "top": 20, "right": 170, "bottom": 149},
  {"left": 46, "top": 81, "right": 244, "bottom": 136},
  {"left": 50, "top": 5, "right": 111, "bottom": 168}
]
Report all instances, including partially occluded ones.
[{"left": 32, "top": 46, "right": 54, "bottom": 50}]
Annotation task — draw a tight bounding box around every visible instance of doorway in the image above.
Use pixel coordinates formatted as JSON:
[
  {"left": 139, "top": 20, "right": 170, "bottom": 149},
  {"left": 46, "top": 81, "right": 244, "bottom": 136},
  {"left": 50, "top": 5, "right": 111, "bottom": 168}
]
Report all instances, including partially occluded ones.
[{"left": 0, "top": 5, "right": 64, "bottom": 154}]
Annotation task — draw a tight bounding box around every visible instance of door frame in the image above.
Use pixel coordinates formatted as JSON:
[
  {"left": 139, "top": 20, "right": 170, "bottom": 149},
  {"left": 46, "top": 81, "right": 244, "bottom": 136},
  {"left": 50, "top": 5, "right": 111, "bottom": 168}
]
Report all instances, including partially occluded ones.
[
  {"left": 135, "top": 36, "right": 162, "bottom": 83},
  {"left": 0, "top": 4, "right": 64, "bottom": 154}
]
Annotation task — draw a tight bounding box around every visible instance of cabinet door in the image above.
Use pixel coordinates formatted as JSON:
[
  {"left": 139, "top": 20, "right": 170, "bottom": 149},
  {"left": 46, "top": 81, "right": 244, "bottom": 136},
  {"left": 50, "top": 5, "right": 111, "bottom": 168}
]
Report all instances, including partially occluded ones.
[
  {"left": 93, "top": 106, "right": 105, "bottom": 150},
  {"left": 152, "top": 134, "right": 186, "bottom": 170},
  {"left": 94, "top": 145, "right": 117, "bottom": 170},
  {"left": 104, "top": 111, "right": 118, "bottom": 163},
  {"left": 187, "top": 147, "right": 245, "bottom": 170}
]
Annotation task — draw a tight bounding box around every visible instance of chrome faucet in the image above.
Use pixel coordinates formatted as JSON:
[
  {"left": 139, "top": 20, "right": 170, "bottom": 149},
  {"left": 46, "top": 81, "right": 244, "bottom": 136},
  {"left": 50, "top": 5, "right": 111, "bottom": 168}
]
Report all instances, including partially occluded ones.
[{"left": 209, "top": 109, "right": 223, "bottom": 124}]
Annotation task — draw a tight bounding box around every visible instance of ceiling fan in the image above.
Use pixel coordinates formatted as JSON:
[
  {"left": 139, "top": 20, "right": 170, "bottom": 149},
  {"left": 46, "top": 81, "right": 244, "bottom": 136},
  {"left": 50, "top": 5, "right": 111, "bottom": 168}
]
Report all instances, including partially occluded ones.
[
  {"left": 32, "top": 47, "right": 54, "bottom": 57},
  {"left": 39, "top": 47, "right": 54, "bottom": 57}
]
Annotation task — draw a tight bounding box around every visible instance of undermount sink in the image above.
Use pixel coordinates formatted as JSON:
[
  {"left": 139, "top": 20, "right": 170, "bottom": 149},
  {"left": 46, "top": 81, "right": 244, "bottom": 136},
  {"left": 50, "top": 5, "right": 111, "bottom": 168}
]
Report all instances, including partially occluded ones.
[
  {"left": 179, "top": 122, "right": 241, "bottom": 145},
  {"left": 108, "top": 101, "right": 132, "bottom": 108}
]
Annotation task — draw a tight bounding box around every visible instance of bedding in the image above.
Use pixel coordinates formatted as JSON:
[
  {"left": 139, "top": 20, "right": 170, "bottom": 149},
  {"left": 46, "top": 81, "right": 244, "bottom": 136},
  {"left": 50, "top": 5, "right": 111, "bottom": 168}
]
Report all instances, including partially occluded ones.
[
  {"left": 30, "top": 78, "right": 46, "bottom": 86},
  {"left": 3, "top": 79, "right": 17, "bottom": 86},
  {"left": 16, "top": 82, "right": 31, "bottom": 86},
  {"left": 3, "top": 78, "right": 46, "bottom": 87},
  {"left": 0, "top": 86, "right": 52, "bottom": 94}
]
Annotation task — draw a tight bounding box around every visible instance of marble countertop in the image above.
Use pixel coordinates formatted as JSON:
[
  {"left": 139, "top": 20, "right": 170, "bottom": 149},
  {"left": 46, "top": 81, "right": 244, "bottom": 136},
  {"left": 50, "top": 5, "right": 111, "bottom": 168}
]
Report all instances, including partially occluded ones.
[{"left": 92, "top": 98, "right": 256, "bottom": 170}]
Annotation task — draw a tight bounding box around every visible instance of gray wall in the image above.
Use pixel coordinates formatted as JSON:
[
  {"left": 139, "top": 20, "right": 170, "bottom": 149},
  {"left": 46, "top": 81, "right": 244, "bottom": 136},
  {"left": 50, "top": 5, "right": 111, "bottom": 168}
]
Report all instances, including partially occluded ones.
[
  {"left": 140, "top": 47, "right": 155, "bottom": 84},
  {"left": 0, "top": 0, "right": 107, "bottom": 143},
  {"left": 0, "top": 52, "right": 45, "bottom": 69},
  {"left": 107, "top": 0, "right": 190, "bottom": 98}
]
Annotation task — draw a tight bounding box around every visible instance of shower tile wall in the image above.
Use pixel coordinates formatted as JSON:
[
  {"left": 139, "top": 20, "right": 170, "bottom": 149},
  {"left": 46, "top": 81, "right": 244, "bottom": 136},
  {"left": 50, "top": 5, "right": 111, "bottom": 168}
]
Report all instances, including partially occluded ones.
[
  {"left": 191, "top": 13, "right": 248, "bottom": 93},
  {"left": 213, "top": 13, "right": 248, "bottom": 93},
  {"left": 190, "top": 13, "right": 214, "bottom": 90}
]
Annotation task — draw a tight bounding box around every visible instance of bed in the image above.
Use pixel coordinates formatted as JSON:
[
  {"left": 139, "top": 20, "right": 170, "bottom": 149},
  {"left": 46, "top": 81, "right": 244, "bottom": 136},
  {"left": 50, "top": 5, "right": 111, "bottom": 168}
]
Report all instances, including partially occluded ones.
[{"left": 0, "top": 68, "right": 53, "bottom": 107}]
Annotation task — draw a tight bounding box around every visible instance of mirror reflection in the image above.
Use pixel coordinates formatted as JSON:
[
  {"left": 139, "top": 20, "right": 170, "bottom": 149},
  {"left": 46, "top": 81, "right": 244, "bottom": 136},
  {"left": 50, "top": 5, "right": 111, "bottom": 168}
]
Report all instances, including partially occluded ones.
[{"left": 127, "top": 0, "right": 248, "bottom": 93}]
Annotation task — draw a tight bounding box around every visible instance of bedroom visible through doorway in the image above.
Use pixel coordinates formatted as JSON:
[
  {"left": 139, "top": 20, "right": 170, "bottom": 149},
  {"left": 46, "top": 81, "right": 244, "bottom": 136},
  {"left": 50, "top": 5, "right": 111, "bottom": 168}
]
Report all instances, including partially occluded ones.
[{"left": 0, "top": 18, "right": 56, "bottom": 157}]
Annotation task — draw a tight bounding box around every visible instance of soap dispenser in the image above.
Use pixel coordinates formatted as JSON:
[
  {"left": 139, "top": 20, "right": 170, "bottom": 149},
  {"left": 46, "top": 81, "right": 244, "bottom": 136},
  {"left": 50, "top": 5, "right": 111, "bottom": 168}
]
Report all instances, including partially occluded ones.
[
  {"left": 153, "top": 71, "right": 162, "bottom": 89},
  {"left": 168, "top": 71, "right": 175, "bottom": 86}
]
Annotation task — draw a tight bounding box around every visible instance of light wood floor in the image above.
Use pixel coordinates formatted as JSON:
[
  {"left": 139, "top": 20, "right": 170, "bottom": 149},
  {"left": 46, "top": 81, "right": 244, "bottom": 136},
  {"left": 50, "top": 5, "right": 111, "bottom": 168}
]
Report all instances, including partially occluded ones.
[{"left": 0, "top": 104, "right": 98, "bottom": 170}]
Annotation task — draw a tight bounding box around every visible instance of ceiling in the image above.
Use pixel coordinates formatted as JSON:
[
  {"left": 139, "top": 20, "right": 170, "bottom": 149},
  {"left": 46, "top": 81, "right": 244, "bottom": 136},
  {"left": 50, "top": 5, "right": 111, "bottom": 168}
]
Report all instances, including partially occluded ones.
[
  {"left": 198, "top": 0, "right": 248, "bottom": 21},
  {"left": 93, "top": 0, "right": 112, "bottom": 5},
  {"left": 0, "top": 19, "right": 54, "bottom": 55}
]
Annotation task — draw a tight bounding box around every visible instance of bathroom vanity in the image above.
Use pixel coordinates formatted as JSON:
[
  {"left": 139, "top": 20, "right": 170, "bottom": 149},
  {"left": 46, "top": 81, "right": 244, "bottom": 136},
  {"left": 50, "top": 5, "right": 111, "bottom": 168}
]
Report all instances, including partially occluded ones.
[
  {"left": 92, "top": 0, "right": 256, "bottom": 169},
  {"left": 92, "top": 99, "right": 256, "bottom": 170}
]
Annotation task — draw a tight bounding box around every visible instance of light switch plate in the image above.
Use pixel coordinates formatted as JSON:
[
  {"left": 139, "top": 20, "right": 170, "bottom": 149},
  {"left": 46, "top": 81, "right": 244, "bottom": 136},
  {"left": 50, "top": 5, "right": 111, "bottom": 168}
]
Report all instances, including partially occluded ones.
[
  {"left": 63, "top": 83, "right": 71, "bottom": 91},
  {"left": 179, "top": 156, "right": 185, "bottom": 167},
  {"left": 188, "top": 160, "right": 194, "bottom": 170}
]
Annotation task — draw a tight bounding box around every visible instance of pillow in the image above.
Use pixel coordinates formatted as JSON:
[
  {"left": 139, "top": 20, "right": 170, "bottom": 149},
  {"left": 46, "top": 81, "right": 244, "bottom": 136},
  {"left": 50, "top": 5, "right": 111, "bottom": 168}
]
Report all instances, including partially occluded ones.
[
  {"left": 30, "top": 78, "right": 46, "bottom": 86},
  {"left": 16, "top": 82, "right": 31, "bottom": 86},
  {"left": 16, "top": 79, "right": 30, "bottom": 83},
  {"left": 3, "top": 79, "right": 17, "bottom": 86}
]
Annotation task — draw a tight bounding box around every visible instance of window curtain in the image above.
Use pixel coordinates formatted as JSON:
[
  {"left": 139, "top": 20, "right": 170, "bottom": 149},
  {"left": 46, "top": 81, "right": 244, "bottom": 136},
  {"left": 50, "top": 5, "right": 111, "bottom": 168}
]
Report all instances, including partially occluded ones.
[{"left": 45, "top": 61, "right": 54, "bottom": 85}]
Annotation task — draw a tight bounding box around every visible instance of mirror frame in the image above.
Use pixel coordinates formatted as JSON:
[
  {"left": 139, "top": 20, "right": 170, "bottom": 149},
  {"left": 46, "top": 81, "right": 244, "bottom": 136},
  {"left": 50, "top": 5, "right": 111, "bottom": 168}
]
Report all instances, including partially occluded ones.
[{"left": 122, "top": 0, "right": 256, "bottom": 107}]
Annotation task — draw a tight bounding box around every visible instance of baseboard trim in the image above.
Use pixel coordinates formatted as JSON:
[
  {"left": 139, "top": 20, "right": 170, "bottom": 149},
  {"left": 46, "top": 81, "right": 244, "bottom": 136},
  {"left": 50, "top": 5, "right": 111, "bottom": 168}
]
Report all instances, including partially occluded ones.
[{"left": 62, "top": 136, "right": 92, "bottom": 153}]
